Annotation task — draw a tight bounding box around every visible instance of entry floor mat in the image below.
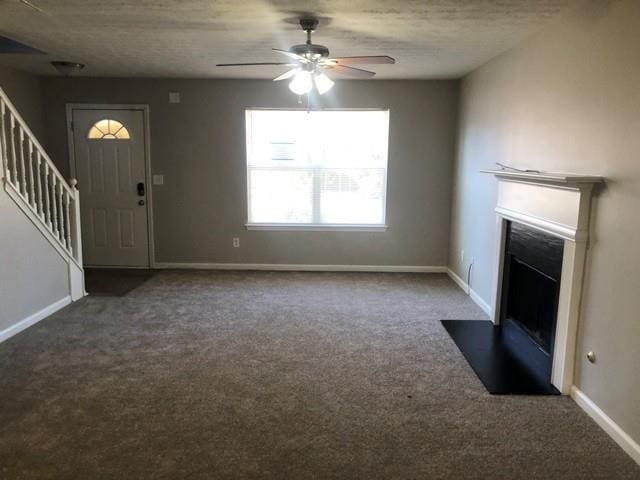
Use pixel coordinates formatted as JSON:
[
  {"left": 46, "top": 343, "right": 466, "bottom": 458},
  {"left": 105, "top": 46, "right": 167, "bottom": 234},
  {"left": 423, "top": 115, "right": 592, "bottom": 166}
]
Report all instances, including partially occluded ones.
[{"left": 84, "top": 268, "right": 156, "bottom": 296}]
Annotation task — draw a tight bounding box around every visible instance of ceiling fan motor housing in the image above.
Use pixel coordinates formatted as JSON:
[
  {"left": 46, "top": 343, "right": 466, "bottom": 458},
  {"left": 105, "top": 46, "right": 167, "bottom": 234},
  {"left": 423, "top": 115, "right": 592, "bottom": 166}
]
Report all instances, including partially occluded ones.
[
  {"left": 290, "top": 43, "right": 330, "bottom": 59},
  {"left": 299, "top": 17, "right": 319, "bottom": 33}
]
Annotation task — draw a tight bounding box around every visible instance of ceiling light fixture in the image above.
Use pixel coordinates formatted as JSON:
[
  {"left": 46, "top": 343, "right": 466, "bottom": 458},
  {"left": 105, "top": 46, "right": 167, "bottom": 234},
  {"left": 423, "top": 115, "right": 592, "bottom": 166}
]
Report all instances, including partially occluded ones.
[
  {"left": 313, "top": 72, "right": 334, "bottom": 95},
  {"left": 288, "top": 69, "right": 334, "bottom": 96},
  {"left": 288, "top": 70, "right": 313, "bottom": 95},
  {"left": 51, "top": 61, "right": 85, "bottom": 76}
]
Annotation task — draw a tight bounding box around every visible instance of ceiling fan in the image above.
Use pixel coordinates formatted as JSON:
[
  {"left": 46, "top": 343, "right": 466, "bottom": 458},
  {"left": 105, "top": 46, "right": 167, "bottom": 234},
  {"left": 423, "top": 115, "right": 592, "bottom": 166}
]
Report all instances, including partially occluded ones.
[{"left": 216, "top": 17, "right": 395, "bottom": 95}]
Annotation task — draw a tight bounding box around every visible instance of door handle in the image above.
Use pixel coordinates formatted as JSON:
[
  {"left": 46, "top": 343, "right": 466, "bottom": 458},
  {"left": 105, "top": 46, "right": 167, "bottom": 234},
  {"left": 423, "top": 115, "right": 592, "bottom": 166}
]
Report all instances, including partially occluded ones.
[
  {"left": 137, "top": 182, "right": 145, "bottom": 197},
  {"left": 138, "top": 200, "right": 145, "bottom": 206}
]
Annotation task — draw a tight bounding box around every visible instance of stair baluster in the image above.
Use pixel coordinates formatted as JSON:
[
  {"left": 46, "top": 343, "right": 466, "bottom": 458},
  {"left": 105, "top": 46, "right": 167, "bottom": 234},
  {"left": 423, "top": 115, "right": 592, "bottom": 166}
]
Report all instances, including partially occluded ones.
[
  {"left": 36, "top": 151, "right": 43, "bottom": 217},
  {"left": 43, "top": 163, "right": 51, "bottom": 227},
  {"left": 9, "top": 116, "right": 18, "bottom": 187},
  {"left": 57, "top": 181, "right": 64, "bottom": 241},
  {"left": 27, "top": 139, "right": 35, "bottom": 207},
  {"left": 64, "top": 190, "right": 72, "bottom": 250},
  {"left": 51, "top": 175, "right": 59, "bottom": 235},
  {"left": 0, "top": 99, "right": 8, "bottom": 179},
  {"left": 18, "top": 126, "right": 27, "bottom": 197}
]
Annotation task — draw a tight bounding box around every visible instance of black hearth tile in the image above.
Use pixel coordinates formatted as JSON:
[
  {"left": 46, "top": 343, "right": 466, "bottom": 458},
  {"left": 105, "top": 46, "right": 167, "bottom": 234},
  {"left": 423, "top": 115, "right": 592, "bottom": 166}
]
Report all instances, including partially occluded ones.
[{"left": 441, "top": 319, "right": 560, "bottom": 395}]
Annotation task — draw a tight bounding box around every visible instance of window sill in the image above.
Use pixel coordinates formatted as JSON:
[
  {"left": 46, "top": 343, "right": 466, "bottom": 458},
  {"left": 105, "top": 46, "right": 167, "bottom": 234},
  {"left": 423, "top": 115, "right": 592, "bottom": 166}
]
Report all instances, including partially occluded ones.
[{"left": 245, "top": 223, "right": 388, "bottom": 232}]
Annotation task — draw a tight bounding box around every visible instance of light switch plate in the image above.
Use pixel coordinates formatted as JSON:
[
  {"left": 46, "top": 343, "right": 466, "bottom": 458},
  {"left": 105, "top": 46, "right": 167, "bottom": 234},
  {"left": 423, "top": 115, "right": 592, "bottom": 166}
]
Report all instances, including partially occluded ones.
[
  {"left": 169, "top": 92, "right": 180, "bottom": 103},
  {"left": 153, "top": 174, "right": 164, "bottom": 185}
]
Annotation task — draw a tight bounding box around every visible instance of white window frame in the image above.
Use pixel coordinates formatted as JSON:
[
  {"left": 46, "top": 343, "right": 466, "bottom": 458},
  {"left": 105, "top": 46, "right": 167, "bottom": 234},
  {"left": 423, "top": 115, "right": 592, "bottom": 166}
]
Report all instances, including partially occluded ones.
[{"left": 244, "top": 108, "right": 390, "bottom": 232}]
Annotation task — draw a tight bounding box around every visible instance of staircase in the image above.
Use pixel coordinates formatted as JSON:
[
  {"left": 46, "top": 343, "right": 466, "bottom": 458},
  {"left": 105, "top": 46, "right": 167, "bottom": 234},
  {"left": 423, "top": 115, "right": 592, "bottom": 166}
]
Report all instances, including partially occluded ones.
[{"left": 0, "top": 86, "right": 84, "bottom": 301}]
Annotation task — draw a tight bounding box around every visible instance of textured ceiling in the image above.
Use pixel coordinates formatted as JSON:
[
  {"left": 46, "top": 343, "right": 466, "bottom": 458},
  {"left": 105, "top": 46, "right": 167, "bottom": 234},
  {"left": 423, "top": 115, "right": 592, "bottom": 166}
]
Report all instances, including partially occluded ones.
[{"left": 0, "top": 0, "right": 577, "bottom": 79}]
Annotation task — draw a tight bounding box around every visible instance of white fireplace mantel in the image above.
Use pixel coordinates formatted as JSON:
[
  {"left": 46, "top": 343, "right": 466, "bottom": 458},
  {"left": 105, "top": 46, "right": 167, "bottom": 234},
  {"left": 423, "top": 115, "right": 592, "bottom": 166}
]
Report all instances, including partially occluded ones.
[{"left": 482, "top": 169, "right": 603, "bottom": 394}]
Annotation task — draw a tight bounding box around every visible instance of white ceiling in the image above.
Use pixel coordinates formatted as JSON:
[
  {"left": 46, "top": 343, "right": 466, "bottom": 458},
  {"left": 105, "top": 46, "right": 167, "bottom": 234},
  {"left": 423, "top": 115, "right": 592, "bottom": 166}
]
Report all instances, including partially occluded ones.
[{"left": 0, "top": 0, "right": 577, "bottom": 79}]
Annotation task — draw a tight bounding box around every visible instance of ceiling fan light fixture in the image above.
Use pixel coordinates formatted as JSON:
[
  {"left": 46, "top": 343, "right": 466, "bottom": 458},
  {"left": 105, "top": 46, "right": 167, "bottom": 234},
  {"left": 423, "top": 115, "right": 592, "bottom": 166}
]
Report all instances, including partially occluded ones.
[
  {"left": 216, "top": 16, "right": 394, "bottom": 91},
  {"left": 314, "top": 72, "right": 334, "bottom": 95},
  {"left": 51, "top": 61, "right": 85, "bottom": 76},
  {"left": 289, "top": 70, "right": 313, "bottom": 95}
]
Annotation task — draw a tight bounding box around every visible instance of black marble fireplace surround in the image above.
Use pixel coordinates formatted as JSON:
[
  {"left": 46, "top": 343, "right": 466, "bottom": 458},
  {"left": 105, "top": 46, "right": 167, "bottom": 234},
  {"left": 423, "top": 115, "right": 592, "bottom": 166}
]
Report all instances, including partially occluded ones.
[{"left": 442, "top": 221, "right": 563, "bottom": 395}]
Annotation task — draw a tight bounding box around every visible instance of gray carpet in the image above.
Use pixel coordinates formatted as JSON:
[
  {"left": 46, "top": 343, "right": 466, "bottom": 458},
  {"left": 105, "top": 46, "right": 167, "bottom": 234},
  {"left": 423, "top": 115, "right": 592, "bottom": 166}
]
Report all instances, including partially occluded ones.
[{"left": 0, "top": 271, "right": 638, "bottom": 479}]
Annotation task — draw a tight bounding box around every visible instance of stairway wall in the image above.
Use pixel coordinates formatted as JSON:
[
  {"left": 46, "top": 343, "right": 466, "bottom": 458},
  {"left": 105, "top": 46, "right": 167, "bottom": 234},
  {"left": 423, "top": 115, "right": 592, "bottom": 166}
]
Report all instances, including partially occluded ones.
[
  {"left": 0, "top": 185, "right": 69, "bottom": 333},
  {"left": 0, "top": 65, "right": 70, "bottom": 338}
]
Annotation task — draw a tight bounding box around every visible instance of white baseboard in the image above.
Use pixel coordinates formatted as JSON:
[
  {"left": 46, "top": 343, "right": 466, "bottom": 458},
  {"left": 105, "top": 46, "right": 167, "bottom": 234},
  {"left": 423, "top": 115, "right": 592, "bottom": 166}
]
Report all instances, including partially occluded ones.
[
  {"left": 447, "top": 268, "right": 469, "bottom": 293},
  {"left": 154, "top": 262, "right": 448, "bottom": 273},
  {"left": 0, "top": 296, "right": 71, "bottom": 343},
  {"left": 446, "top": 268, "right": 492, "bottom": 316},
  {"left": 470, "top": 289, "right": 491, "bottom": 316},
  {"left": 571, "top": 386, "right": 640, "bottom": 466}
]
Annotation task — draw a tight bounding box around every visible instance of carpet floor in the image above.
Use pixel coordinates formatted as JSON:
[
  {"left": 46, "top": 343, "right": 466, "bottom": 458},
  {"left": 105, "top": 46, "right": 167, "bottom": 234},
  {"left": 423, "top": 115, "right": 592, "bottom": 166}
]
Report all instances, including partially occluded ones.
[{"left": 0, "top": 271, "right": 638, "bottom": 479}]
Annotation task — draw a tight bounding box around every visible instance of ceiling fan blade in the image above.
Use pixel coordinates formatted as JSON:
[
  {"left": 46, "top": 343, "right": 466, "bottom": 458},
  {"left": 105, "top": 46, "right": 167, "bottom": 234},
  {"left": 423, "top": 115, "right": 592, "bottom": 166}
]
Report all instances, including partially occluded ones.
[
  {"left": 19, "top": 0, "right": 45, "bottom": 13},
  {"left": 216, "top": 62, "right": 296, "bottom": 67},
  {"left": 326, "top": 65, "right": 376, "bottom": 78},
  {"left": 325, "top": 56, "right": 395, "bottom": 65},
  {"left": 272, "top": 48, "right": 309, "bottom": 63},
  {"left": 273, "top": 68, "right": 299, "bottom": 82}
]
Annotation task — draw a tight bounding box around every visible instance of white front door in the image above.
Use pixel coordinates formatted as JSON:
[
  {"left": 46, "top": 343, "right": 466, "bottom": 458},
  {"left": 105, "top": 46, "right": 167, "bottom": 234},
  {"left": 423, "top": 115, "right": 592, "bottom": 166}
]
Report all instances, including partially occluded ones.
[{"left": 71, "top": 108, "right": 150, "bottom": 267}]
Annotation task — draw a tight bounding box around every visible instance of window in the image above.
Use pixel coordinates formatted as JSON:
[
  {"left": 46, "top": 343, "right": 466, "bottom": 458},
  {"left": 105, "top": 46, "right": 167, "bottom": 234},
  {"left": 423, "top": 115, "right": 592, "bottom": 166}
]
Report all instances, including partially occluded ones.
[
  {"left": 245, "top": 109, "right": 389, "bottom": 230},
  {"left": 88, "top": 119, "right": 130, "bottom": 140}
]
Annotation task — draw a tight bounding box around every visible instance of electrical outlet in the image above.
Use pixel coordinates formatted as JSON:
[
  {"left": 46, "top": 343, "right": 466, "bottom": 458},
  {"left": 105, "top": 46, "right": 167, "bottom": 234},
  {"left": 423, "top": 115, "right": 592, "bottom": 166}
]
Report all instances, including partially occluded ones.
[
  {"left": 232, "top": 237, "right": 240, "bottom": 248},
  {"left": 460, "top": 250, "right": 465, "bottom": 263},
  {"left": 168, "top": 92, "right": 180, "bottom": 103}
]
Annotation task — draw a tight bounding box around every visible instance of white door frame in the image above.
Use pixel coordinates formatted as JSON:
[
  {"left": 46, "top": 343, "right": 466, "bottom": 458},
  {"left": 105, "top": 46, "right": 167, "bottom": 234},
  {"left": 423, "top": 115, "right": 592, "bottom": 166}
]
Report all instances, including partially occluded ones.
[{"left": 65, "top": 103, "right": 156, "bottom": 268}]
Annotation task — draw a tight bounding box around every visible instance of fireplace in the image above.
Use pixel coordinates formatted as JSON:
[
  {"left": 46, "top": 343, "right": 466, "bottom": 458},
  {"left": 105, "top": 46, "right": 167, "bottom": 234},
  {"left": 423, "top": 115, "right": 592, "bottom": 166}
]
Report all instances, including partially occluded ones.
[
  {"left": 500, "top": 221, "right": 563, "bottom": 385},
  {"left": 443, "top": 170, "right": 602, "bottom": 395},
  {"left": 486, "top": 170, "right": 602, "bottom": 394}
]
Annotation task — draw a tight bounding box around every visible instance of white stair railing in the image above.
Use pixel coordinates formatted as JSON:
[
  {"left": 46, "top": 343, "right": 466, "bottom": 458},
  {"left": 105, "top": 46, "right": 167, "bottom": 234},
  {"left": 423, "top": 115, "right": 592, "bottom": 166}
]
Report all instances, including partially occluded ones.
[{"left": 0, "top": 87, "right": 82, "bottom": 267}]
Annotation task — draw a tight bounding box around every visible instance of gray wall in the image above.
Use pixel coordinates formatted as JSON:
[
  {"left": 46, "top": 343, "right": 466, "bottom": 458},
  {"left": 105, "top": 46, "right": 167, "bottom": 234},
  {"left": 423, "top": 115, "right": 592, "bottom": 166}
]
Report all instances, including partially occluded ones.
[
  {"left": 0, "top": 65, "right": 68, "bottom": 333},
  {"left": 450, "top": 0, "right": 640, "bottom": 442},
  {"left": 41, "top": 79, "right": 459, "bottom": 266},
  {"left": 0, "top": 187, "right": 69, "bottom": 331},
  {"left": 0, "top": 64, "right": 44, "bottom": 139}
]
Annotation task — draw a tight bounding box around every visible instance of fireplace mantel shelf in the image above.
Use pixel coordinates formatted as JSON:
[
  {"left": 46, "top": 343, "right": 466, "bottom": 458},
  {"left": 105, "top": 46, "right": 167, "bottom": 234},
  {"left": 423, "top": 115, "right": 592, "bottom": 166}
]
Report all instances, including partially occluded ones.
[{"left": 481, "top": 169, "right": 603, "bottom": 187}]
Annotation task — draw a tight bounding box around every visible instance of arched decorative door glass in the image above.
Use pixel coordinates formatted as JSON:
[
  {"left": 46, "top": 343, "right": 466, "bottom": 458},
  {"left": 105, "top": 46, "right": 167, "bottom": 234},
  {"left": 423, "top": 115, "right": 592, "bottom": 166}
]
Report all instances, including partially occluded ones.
[{"left": 87, "top": 119, "right": 131, "bottom": 139}]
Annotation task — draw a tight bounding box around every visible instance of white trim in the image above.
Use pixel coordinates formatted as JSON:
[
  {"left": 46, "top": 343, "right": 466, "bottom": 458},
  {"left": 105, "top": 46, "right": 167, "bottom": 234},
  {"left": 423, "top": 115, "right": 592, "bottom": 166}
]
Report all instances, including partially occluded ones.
[
  {"left": 571, "top": 386, "right": 640, "bottom": 466},
  {"left": 490, "top": 216, "right": 507, "bottom": 324},
  {"left": 245, "top": 223, "right": 388, "bottom": 232},
  {"left": 470, "top": 290, "right": 492, "bottom": 317},
  {"left": 68, "top": 261, "right": 86, "bottom": 301},
  {"left": 83, "top": 265, "right": 151, "bottom": 269},
  {"left": 446, "top": 267, "right": 468, "bottom": 293},
  {"left": 495, "top": 206, "right": 585, "bottom": 242},
  {"left": 155, "top": 262, "right": 447, "bottom": 273},
  {"left": 0, "top": 296, "right": 71, "bottom": 343},
  {"left": 446, "top": 268, "right": 492, "bottom": 316},
  {"left": 65, "top": 103, "right": 156, "bottom": 268}
]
